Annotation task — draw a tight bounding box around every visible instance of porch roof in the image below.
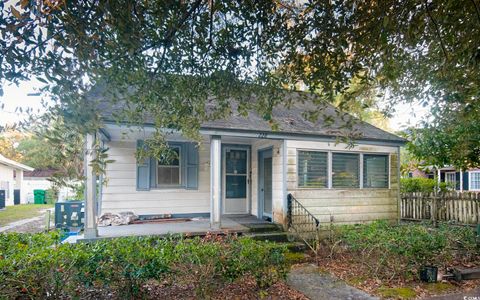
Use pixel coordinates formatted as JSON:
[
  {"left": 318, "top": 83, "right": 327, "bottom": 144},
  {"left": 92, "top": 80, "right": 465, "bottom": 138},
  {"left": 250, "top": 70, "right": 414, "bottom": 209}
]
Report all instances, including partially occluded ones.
[{"left": 88, "top": 86, "right": 406, "bottom": 145}]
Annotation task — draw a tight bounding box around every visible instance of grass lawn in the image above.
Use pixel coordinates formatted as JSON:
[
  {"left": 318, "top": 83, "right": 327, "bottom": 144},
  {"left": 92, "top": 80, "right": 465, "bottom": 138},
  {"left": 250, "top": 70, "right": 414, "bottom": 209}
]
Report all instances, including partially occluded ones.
[{"left": 0, "top": 204, "right": 54, "bottom": 227}]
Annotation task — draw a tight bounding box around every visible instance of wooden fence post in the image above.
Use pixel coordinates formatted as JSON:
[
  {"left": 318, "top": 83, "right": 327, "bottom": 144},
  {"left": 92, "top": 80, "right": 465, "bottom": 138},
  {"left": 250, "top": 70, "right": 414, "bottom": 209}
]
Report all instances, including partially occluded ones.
[{"left": 432, "top": 192, "right": 437, "bottom": 227}]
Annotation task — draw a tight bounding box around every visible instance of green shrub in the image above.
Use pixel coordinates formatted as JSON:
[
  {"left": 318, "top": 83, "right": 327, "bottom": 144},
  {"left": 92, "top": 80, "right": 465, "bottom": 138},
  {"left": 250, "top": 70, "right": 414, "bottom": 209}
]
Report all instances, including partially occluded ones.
[
  {"left": 328, "top": 221, "right": 479, "bottom": 282},
  {"left": 0, "top": 232, "right": 287, "bottom": 299},
  {"left": 401, "top": 177, "right": 450, "bottom": 193}
]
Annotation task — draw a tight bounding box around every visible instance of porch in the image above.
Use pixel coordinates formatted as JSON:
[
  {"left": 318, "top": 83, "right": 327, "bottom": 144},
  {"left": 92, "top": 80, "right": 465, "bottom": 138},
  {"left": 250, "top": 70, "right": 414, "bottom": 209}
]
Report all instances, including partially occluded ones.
[
  {"left": 82, "top": 126, "right": 288, "bottom": 239},
  {"left": 65, "top": 215, "right": 276, "bottom": 243}
]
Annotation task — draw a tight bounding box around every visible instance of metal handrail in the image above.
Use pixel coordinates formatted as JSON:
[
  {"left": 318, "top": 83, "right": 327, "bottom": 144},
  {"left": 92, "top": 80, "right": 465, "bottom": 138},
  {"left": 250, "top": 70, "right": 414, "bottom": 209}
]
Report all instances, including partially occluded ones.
[
  {"left": 287, "top": 193, "right": 321, "bottom": 251},
  {"left": 287, "top": 193, "right": 320, "bottom": 228}
]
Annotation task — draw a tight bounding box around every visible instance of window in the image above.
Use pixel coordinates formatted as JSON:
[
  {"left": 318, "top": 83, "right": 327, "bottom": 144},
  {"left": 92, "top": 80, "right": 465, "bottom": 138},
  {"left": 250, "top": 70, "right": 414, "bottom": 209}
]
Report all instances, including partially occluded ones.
[
  {"left": 445, "top": 172, "right": 456, "bottom": 190},
  {"left": 225, "top": 149, "right": 248, "bottom": 198},
  {"left": 332, "top": 153, "right": 359, "bottom": 188},
  {"left": 298, "top": 151, "right": 328, "bottom": 188},
  {"left": 469, "top": 171, "right": 480, "bottom": 191},
  {"left": 157, "top": 146, "right": 181, "bottom": 186},
  {"left": 363, "top": 154, "right": 389, "bottom": 188}
]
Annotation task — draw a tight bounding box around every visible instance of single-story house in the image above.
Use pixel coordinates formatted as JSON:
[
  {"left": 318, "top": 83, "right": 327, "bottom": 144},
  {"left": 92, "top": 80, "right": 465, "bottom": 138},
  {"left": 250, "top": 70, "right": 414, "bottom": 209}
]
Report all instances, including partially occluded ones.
[
  {"left": 82, "top": 91, "right": 406, "bottom": 238},
  {"left": 23, "top": 169, "right": 77, "bottom": 203},
  {"left": 0, "top": 154, "right": 34, "bottom": 207},
  {"left": 437, "top": 167, "right": 480, "bottom": 192}
]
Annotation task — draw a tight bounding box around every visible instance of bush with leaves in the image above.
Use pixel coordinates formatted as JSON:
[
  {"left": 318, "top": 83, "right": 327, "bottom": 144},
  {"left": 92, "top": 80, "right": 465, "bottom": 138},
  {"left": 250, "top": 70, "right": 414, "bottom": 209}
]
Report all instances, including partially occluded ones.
[
  {"left": 401, "top": 177, "right": 451, "bottom": 193},
  {"left": 0, "top": 232, "right": 287, "bottom": 299},
  {"left": 325, "top": 221, "right": 479, "bottom": 282}
]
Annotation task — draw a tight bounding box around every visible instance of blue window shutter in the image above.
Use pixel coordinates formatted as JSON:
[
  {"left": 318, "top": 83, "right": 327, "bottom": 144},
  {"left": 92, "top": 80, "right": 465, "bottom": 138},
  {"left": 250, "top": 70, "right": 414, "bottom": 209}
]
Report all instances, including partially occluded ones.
[
  {"left": 463, "top": 172, "right": 469, "bottom": 190},
  {"left": 136, "top": 140, "right": 151, "bottom": 191},
  {"left": 185, "top": 142, "right": 199, "bottom": 190},
  {"left": 149, "top": 157, "right": 157, "bottom": 188}
]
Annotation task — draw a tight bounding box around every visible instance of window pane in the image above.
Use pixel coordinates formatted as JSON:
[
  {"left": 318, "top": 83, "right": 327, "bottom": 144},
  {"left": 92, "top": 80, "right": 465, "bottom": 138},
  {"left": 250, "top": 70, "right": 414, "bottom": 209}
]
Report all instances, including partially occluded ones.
[
  {"left": 332, "top": 153, "right": 359, "bottom": 188},
  {"left": 159, "top": 147, "right": 180, "bottom": 166},
  {"left": 363, "top": 154, "right": 388, "bottom": 188},
  {"left": 471, "top": 172, "right": 480, "bottom": 190},
  {"left": 445, "top": 172, "right": 456, "bottom": 183},
  {"left": 226, "top": 175, "right": 247, "bottom": 198},
  {"left": 298, "top": 151, "right": 328, "bottom": 188},
  {"left": 226, "top": 150, "right": 247, "bottom": 174},
  {"left": 157, "top": 167, "right": 180, "bottom": 186}
]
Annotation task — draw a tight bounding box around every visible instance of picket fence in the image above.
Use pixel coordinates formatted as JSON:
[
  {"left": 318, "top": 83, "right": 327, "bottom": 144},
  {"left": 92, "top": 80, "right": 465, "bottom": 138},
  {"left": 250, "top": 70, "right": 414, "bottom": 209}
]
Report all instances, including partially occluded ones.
[{"left": 400, "top": 192, "right": 480, "bottom": 225}]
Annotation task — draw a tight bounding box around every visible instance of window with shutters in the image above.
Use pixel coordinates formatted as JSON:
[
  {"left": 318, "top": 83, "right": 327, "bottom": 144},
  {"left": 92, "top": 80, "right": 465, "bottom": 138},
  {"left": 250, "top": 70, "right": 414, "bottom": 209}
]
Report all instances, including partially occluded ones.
[
  {"left": 332, "top": 153, "right": 360, "bottom": 188},
  {"left": 157, "top": 146, "right": 181, "bottom": 187},
  {"left": 363, "top": 154, "right": 389, "bottom": 188},
  {"left": 298, "top": 151, "right": 328, "bottom": 188}
]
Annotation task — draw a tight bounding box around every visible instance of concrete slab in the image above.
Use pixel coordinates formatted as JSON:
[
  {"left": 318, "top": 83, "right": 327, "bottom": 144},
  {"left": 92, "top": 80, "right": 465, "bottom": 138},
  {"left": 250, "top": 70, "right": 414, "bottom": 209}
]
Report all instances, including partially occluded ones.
[
  {"left": 287, "top": 264, "right": 378, "bottom": 300},
  {"left": 73, "top": 217, "right": 251, "bottom": 242}
]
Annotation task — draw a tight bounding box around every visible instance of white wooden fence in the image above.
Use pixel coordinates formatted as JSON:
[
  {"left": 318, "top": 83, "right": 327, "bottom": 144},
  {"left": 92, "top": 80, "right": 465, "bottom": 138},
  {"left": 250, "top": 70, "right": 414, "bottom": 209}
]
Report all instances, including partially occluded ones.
[{"left": 401, "top": 192, "right": 480, "bottom": 225}]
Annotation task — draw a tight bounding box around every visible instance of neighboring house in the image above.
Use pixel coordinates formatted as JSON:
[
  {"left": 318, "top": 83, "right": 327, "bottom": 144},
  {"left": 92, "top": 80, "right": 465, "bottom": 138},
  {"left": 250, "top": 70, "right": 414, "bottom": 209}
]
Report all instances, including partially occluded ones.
[
  {"left": 0, "top": 154, "right": 34, "bottom": 206},
  {"left": 82, "top": 91, "right": 406, "bottom": 238},
  {"left": 406, "top": 166, "right": 480, "bottom": 192},
  {"left": 23, "top": 169, "right": 77, "bottom": 203},
  {"left": 406, "top": 168, "right": 435, "bottom": 179},
  {"left": 437, "top": 167, "right": 480, "bottom": 192}
]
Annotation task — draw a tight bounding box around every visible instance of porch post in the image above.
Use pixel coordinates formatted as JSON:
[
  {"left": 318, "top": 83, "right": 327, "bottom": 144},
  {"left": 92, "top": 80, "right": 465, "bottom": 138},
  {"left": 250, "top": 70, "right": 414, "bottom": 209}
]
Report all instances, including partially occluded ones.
[
  {"left": 210, "top": 135, "right": 222, "bottom": 228},
  {"left": 84, "top": 132, "right": 98, "bottom": 238},
  {"left": 460, "top": 169, "right": 463, "bottom": 192}
]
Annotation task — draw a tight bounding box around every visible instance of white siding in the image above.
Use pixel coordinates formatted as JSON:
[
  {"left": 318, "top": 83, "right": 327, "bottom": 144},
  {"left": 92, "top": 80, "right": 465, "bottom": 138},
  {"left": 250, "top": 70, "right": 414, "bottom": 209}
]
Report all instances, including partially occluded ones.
[
  {"left": 102, "top": 140, "right": 211, "bottom": 216},
  {"left": 286, "top": 140, "right": 400, "bottom": 225},
  {"left": 0, "top": 164, "right": 26, "bottom": 206}
]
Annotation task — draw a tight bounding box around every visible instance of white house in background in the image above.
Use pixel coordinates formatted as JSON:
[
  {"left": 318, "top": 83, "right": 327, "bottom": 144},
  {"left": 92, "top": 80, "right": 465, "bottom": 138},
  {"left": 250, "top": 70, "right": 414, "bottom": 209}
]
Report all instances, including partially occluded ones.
[
  {"left": 82, "top": 89, "right": 406, "bottom": 238},
  {"left": 23, "top": 169, "right": 77, "bottom": 203},
  {"left": 0, "top": 154, "right": 33, "bottom": 207}
]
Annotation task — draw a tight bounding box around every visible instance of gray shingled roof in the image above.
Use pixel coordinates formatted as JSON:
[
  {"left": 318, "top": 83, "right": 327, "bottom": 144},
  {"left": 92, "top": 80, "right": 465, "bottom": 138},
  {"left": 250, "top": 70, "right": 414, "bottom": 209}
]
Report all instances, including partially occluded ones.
[{"left": 87, "top": 86, "right": 406, "bottom": 144}]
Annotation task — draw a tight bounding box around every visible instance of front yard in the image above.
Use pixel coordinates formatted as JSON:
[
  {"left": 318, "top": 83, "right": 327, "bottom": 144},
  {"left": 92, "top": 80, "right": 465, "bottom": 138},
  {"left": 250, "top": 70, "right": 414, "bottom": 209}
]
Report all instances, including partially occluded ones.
[
  {"left": 316, "top": 221, "right": 480, "bottom": 299},
  {"left": 0, "top": 204, "right": 53, "bottom": 226},
  {"left": 1, "top": 221, "right": 479, "bottom": 299},
  {"left": 0, "top": 232, "right": 303, "bottom": 299}
]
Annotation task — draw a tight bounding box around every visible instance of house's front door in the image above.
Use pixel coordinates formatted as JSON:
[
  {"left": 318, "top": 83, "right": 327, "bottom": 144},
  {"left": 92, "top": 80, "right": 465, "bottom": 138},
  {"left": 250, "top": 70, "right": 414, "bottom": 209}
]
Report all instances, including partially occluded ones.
[
  {"left": 258, "top": 149, "right": 273, "bottom": 219},
  {"left": 223, "top": 147, "right": 249, "bottom": 214}
]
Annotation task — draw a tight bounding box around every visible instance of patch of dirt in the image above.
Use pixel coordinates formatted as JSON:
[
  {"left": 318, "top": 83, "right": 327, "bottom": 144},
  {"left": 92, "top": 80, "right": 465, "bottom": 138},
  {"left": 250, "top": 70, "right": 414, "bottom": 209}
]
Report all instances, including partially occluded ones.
[
  {"left": 315, "top": 253, "right": 480, "bottom": 299},
  {"left": 143, "top": 277, "right": 308, "bottom": 300},
  {"left": 4, "top": 217, "right": 52, "bottom": 234}
]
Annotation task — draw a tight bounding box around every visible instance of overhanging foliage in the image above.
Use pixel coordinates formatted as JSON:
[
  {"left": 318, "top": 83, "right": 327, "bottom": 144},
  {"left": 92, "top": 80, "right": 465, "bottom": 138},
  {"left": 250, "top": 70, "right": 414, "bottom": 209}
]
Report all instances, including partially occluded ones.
[{"left": 1, "top": 0, "right": 479, "bottom": 166}]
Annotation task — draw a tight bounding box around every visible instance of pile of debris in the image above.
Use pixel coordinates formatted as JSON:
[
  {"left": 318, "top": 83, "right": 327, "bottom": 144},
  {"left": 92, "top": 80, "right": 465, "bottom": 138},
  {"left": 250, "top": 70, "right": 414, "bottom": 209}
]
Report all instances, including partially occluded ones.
[{"left": 98, "top": 212, "right": 138, "bottom": 226}]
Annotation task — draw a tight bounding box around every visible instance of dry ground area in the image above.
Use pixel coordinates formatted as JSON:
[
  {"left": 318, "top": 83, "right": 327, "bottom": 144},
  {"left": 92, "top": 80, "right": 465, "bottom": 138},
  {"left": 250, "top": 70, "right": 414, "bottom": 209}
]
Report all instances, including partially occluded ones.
[
  {"left": 0, "top": 204, "right": 53, "bottom": 227},
  {"left": 315, "top": 253, "right": 480, "bottom": 299}
]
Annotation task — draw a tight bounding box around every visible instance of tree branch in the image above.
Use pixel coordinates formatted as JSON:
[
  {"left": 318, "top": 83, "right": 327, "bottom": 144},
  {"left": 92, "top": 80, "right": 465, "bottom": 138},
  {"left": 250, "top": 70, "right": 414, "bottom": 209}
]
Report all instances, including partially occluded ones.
[
  {"left": 424, "top": 0, "right": 449, "bottom": 62},
  {"left": 469, "top": 0, "right": 480, "bottom": 23}
]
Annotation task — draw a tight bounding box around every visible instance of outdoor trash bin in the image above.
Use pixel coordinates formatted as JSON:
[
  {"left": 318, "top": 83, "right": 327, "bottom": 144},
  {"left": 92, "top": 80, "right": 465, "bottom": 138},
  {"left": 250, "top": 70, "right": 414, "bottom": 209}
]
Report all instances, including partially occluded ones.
[
  {"left": 33, "top": 189, "right": 46, "bottom": 204},
  {"left": 419, "top": 265, "right": 438, "bottom": 283}
]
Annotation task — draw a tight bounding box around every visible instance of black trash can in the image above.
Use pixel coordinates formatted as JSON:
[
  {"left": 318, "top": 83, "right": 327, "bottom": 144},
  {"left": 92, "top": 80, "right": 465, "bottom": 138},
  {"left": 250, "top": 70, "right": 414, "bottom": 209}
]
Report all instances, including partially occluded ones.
[{"left": 419, "top": 265, "right": 438, "bottom": 283}]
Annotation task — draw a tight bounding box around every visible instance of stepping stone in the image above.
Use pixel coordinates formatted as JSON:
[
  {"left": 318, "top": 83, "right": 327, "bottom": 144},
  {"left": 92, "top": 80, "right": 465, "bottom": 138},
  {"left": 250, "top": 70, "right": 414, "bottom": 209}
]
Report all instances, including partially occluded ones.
[{"left": 287, "top": 264, "right": 378, "bottom": 300}]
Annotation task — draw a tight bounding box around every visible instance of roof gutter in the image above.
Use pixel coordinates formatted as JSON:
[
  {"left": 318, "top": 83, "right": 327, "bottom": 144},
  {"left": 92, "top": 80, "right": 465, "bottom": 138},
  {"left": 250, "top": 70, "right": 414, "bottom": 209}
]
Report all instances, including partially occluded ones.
[{"left": 101, "top": 120, "right": 407, "bottom": 147}]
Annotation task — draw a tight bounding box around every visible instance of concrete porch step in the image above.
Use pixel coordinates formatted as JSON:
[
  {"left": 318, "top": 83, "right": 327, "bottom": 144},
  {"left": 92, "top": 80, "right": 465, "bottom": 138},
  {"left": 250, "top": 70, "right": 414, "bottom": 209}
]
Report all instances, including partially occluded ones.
[
  {"left": 244, "top": 223, "right": 283, "bottom": 233},
  {"left": 246, "top": 232, "right": 289, "bottom": 242}
]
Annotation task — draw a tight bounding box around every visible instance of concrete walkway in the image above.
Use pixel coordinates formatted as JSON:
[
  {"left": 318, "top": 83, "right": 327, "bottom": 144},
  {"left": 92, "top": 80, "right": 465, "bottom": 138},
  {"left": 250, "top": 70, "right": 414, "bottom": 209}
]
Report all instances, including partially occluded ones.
[
  {"left": 287, "top": 264, "right": 378, "bottom": 300},
  {"left": 425, "top": 288, "right": 480, "bottom": 300}
]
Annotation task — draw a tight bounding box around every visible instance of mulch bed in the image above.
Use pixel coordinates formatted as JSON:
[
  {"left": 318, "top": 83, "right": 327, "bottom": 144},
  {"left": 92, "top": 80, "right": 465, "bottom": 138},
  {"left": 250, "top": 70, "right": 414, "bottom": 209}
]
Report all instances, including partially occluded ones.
[
  {"left": 144, "top": 276, "right": 308, "bottom": 300},
  {"left": 314, "top": 252, "right": 480, "bottom": 299}
]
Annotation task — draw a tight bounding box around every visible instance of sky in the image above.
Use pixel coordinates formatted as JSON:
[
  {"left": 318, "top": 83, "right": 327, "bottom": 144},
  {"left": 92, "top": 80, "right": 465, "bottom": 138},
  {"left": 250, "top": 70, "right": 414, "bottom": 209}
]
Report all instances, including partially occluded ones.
[
  {"left": 0, "top": 80, "right": 48, "bottom": 127},
  {"left": 0, "top": 79, "right": 430, "bottom": 132}
]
